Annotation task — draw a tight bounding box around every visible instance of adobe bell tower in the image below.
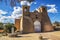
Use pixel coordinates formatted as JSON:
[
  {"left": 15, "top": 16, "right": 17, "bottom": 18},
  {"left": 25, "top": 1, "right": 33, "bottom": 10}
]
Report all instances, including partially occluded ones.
[
  {"left": 39, "top": 6, "right": 54, "bottom": 32},
  {"left": 22, "top": 5, "right": 30, "bottom": 16},
  {"left": 21, "top": 5, "right": 34, "bottom": 33}
]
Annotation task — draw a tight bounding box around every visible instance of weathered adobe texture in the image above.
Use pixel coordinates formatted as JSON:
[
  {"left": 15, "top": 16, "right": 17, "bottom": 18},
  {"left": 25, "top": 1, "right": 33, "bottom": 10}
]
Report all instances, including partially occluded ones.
[
  {"left": 15, "top": 19, "right": 20, "bottom": 32},
  {"left": 15, "top": 5, "right": 54, "bottom": 33}
]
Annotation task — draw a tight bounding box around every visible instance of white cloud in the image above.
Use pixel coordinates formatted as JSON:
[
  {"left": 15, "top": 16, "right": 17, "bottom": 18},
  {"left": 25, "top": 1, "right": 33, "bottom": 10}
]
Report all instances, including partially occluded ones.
[
  {"left": 0, "top": 16, "right": 7, "bottom": 23},
  {"left": 20, "top": 1, "right": 37, "bottom": 6},
  {"left": 0, "top": 6, "right": 22, "bottom": 23},
  {"left": 0, "top": 10, "right": 8, "bottom": 14},
  {"left": 47, "top": 7, "right": 57, "bottom": 13},
  {"left": 20, "top": 1, "right": 31, "bottom": 6},
  {"left": 46, "top": 4, "right": 58, "bottom": 13},
  {"left": 11, "top": 6, "right": 22, "bottom": 19},
  {"left": 46, "top": 4, "right": 55, "bottom": 8},
  {"left": 0, "top": 10, "right": 8, "bottom": 23}
]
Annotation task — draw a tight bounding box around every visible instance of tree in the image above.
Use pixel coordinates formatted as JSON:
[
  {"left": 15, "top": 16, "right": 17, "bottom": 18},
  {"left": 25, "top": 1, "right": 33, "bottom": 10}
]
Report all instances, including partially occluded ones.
[
  {"left": 53, "top": 21, "right": 60, "bottom": 29},
  {"left": 0, "top": 22, "right": 3, "bottom": 30},
  {"left": 4, "top": 23, "right": 16, "bottom": 33},
  {"left": 54, "top": 21, "right": 60, "bottom": 26}
]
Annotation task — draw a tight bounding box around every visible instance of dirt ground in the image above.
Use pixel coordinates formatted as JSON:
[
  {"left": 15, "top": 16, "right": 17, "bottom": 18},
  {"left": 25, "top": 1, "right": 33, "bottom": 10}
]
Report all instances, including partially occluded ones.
[{"left": 0, "top": 31, "right": 60, "bottom": 40}]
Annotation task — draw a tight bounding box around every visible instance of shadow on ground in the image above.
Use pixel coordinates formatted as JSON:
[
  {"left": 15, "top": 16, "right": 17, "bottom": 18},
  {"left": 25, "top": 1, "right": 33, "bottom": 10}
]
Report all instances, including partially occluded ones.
[{"left": 9, "top": 35, "right": 31, "bottom": 38}]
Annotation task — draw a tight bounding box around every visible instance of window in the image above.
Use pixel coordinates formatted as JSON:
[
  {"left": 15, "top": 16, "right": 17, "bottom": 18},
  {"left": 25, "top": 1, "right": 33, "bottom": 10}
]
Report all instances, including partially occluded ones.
[
  {"left": 36, "top": 15, "right": 38, "bottom": 19},
  {"left": 24, "top": 7, "right": 28, "bottom": 12}
]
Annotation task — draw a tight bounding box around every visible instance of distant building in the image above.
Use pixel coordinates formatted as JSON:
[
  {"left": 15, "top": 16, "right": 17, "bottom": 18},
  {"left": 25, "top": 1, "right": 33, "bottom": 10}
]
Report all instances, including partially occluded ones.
[
  {"left": 15, "top": 5, "right": 54, "bottom": 33},
  {"left": 14, "top": 19, "right": 20, "bottom": 32}
]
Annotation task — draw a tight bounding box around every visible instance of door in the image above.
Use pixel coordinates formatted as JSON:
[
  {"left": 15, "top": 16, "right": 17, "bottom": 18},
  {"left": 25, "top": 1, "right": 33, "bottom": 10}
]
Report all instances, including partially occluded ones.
[{"left": 34, "top": 20, "right": 41, "bottom": 32}]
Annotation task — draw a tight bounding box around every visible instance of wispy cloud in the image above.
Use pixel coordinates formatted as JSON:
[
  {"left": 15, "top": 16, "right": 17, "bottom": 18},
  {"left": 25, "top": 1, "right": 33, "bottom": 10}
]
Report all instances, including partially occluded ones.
[
  {"left": 0, "top": 10, "right": 8, "bottom": 14},
  {"left": 33, "top": 2, "right": 37, "bottom": 4},
  {"left": 0, "top": 6, "right": 22, "bottom": 23},
  {"left": 20, "top": 1, "right": 37, "bottom": 6},
  {"left": 46, "top": 4, "right": 55, "bottom": 8},
  {"left": 46, "top": 4, "right": 58, "bottom": 13}
]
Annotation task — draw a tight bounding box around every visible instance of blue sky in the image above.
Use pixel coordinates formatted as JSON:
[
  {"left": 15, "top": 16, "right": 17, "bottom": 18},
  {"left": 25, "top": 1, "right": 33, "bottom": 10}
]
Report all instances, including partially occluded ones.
[{"left": 0, "top": 0, "right": 60, "bottom": 23}]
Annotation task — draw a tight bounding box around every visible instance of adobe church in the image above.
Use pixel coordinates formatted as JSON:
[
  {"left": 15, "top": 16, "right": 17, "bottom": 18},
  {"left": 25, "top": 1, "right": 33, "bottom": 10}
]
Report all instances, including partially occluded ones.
[{"left": 15, "top": 5, "right": 54, "bottom": 33}]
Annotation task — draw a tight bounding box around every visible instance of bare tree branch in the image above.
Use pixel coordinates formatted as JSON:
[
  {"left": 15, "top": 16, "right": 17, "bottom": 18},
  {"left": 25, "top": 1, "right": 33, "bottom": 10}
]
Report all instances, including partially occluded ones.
[{"left": 0, "top": 0, "right": 35, "bottom": 7}]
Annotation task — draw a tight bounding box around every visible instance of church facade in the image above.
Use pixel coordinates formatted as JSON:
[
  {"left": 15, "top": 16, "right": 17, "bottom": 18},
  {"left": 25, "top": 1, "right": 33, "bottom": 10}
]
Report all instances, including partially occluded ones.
[{"left": 15, "top": 5, "right": 54, "bottom": 33}]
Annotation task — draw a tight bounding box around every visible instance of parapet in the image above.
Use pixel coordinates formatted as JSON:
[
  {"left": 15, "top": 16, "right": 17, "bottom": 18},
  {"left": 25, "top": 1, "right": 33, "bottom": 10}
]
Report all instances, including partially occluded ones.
[{"left": 38, "top": 6, "right": 47, "bottom": 13}]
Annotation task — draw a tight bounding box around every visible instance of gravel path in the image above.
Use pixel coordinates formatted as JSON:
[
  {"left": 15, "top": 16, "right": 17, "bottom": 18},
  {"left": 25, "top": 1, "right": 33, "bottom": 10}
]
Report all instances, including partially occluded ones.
[
  {"left": 0, "top": 31, "right": 60, "bottom": 40},
  {"left": 40, "top": 33, "right": 60, "bottom": 40}
]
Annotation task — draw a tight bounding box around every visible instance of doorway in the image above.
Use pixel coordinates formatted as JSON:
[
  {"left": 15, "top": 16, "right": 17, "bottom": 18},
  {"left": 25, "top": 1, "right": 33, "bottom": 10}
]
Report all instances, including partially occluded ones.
[{"left": 34, "top": 20, "right": 41, "bottom": 32}]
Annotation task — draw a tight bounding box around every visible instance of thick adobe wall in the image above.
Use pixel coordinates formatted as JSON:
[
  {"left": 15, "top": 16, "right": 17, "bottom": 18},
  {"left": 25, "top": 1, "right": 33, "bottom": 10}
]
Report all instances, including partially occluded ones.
[
  {"left": 22, "top": 16, "right": 34, "bottom": 33},
  {"left": 15, "top": 19, "right": 20, "bottom": 32},
  {"left": 39, "top": 6, "right": 54, "bottom": 32}
]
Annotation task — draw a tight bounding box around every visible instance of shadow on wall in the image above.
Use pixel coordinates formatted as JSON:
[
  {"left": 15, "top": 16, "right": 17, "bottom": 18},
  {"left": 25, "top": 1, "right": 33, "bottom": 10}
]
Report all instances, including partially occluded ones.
[{"left": 54, "top": 28, "right": 60, "bottom": 31}]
